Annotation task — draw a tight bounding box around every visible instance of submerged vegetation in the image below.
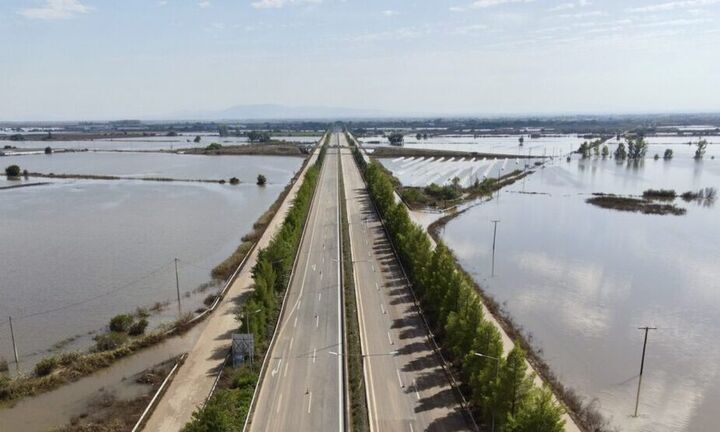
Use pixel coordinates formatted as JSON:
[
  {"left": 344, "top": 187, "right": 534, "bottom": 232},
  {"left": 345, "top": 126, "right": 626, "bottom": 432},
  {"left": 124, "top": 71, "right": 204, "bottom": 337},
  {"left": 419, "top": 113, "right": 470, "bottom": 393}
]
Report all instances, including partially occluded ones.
[
  {"left": 587, "top": 195, "right": 686, "bottom": 215},
  {"left": 352, "top": 146, "right": 566, "bottom": 431}
]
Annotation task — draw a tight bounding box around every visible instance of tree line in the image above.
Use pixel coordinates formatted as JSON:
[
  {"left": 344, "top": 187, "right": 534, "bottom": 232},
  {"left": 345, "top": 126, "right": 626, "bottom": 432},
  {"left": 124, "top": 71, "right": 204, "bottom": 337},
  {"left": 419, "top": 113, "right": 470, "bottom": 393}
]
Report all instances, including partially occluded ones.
[{"left": 351, "top": 146, "right": 565, "bottom": 432}]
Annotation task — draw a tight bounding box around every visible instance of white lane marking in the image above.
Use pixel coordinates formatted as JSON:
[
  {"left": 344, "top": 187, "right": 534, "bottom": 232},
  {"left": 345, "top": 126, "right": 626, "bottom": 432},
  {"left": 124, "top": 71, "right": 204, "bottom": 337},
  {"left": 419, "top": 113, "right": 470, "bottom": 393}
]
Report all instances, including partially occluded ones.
[
  {"left": 318, "top": 292, "right": 322, "bottom": 301},
  {"left": 289, "top": 337, "right": 294, "bottom": 352},
  {"left": 293, "top": 316, "right": 298, "bottom": 328},
  {"left": 276, "top": 393, "right": 283, "bottom": 414},
  {"left": 375, "top": 282, "right": 379, "bottom": 291},
  {"left": 312, "top": 264, "right": 316, "bottom": 272},
  {"left": 321, "top": 272, "right": 324, "bottom": 281},
  {"left": 307, "top": 391, "right": 313, "bottom": 414},
  {"left": 409, "top": 423, "right": 415, "bottom": 432},
  {"left": 284, "top": 362, "right": 289, "bottom": 377},
  {"left": 298, "top": 299, "right": 302, "bottom": 308},
  {"left": 271, "top": 359, "right": 283, "bottom": 377},
  {"left": 315, "top": 314, "right": 319, "bottom": 328},
  {"left": 371, "top": 264, "right": 375, "bottom": 272},
  {"left": 368, "top": 250, "right": 371, "bottom": 257},
  {"left": 413, "top": 379, "right": 420, "bottom": 400},
  {"left": 396, "top": 369, "right": 404, "bottom": 388},
  {"left": 380, "top": 303, "right": 386, "bottom": 314},
  {"left": 387, "top": 331, "right": 393, "bottom": 345},
  {"left": 313, "top": 347, "right": 317, "bottom": 363}
]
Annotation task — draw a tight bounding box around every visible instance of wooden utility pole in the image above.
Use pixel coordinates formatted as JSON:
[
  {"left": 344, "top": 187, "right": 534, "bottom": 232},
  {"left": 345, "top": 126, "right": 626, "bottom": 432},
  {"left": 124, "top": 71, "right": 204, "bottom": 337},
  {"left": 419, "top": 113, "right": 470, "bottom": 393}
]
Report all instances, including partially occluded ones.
[
  {"left": 491, "top": 220, "right": 500, "bottom": 277},
  {"left": 634, "top": 326, "right": 657, "bottom": 417},
  {"left": 175, "top": 258, "right": 182, "bottom": 317},
  {"left": 9, "top": 316, "right": 19, "bottom": 368}
]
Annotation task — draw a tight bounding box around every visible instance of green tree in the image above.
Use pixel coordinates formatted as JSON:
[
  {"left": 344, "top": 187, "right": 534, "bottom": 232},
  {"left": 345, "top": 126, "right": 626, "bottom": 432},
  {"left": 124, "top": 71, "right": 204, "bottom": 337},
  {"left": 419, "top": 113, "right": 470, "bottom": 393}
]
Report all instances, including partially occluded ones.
[
  {"left": 44, "top": 146, "right": 53, "bottom": 154},
  {"left": 494, "top": 345, "right": 534, "bottom": 423},
  {"left": 601, "top": 145, "right": 609, "bottom": 158},
  {"left": 109, "top": 314, "right": 134, "bottom": 332},
  {"left": 695, "top": 139, "right": 708, "bottom": 160},
  {"left": 387, "top": 132, "right": 404, "bottom": 145},
  {"left": 5, "top": 165, "right": 21, "bottom": 177},
  {"left": 614, "top": 142, "right": 627, "bottom": 160},
  {"left": 627, "top": 137, "right": 648, "bottom": 159},
  {"left": 506, "top": 386, "right": 565, "bottom": 432},
  {"left": 578, "top": 142, "right": 590, "bottom": 159},
  {"left": 194, "top": 135, "right": 202, "bottom": 143},
  {"left": 257, "top": 174, "right": 267, "bottom": 186},
  {"left": 663, "top": 148, "right": 674, "bottom": 160}
]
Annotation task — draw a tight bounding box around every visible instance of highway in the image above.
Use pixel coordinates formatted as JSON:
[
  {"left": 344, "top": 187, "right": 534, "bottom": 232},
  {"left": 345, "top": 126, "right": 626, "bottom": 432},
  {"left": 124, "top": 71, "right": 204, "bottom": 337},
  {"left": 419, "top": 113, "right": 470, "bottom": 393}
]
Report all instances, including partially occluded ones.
[
  {"left": 340, "top": 135, "right": 471, "bottom": 432},
  {"left": 248, "top": 138, "right": 344, "bottom": 431}
]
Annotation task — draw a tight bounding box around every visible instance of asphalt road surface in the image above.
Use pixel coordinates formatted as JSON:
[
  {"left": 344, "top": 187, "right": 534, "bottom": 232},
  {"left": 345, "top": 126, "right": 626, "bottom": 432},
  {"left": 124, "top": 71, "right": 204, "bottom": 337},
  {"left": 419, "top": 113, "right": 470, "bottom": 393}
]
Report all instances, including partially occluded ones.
[
  {"left": 340, "top": 135, "right": 471, "bottom": 432},
  {"left": 248, "top": 141, "right": 344, "bottom": 431}
]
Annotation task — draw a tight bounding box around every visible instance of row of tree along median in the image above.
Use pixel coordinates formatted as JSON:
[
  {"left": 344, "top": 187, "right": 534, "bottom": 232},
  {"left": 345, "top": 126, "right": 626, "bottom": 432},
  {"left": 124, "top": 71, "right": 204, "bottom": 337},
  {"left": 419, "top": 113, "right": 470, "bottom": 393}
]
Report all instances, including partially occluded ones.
[
  {"left": 182, "top": 137, "right": 328, "bottom": 431},
  {"left": 351, "top": 144, "right": 569, "bottom": 432}
]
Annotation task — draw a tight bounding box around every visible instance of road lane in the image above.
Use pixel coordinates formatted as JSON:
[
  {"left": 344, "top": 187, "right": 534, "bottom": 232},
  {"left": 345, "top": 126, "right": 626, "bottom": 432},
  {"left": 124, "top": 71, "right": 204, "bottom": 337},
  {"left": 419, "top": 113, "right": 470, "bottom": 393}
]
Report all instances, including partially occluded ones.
[
  {"left": 249, "top": 142, "right": 344, "bottom": 432},
  {"left": 340, "top": 136, "right": 471, "bottom": 432}
]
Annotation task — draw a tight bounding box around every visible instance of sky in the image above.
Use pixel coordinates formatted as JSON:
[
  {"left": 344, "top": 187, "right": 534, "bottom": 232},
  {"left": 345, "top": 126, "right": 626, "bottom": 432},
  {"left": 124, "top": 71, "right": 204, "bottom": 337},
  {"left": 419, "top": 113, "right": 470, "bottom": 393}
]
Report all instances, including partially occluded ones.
[{"left": 1, "top": 0, "right": 719, "bottom": 120}]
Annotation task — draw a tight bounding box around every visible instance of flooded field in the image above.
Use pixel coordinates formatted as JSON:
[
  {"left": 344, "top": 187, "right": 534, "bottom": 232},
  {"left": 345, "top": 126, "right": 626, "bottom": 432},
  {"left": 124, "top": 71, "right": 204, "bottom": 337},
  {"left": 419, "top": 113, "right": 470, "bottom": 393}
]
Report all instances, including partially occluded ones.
[
  {"left": 438, "top": 156, "right": 720, "bottom": 432},
  {"left": 361, "top": 134, "right": 586, "bottom": 157},
  {"left": 1, "top": 152, "right": 301, "bottom": 183},
  {"left": 2, "top": 133, "right": 320, "bottom": 151},
  {"left": 0, "top": 155, "right": 302, "bottom": 369}
]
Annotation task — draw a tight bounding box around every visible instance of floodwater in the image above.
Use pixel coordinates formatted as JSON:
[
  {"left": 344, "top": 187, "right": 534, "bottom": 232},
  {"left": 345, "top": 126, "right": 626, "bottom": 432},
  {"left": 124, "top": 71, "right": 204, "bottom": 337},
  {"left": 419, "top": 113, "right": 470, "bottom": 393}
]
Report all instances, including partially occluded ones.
[
  {"left": 3, "top": 133, "right": 320, "bottom": 151},
  {"left": 439, "top": 156, "right": 720, "bottom": 432},
  {"left": 0, "top": 155, "right": 302, "bottom": 369},
  {"left": 360, "top": 134, "right": 586, "bottom": 157},
  {"left": 1, "top": 152, "right": 302, "bottom": 184},
  {"left": 0, "top": 323, "right": 205, "bottom": 431}
]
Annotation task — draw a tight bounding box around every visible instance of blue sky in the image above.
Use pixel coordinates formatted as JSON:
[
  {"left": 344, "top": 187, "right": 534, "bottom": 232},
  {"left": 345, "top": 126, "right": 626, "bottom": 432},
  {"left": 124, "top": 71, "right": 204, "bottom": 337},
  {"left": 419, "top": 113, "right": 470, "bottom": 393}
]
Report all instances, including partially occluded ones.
[{"left": 1, "top": 0, "right": 719, "bottom": 120}]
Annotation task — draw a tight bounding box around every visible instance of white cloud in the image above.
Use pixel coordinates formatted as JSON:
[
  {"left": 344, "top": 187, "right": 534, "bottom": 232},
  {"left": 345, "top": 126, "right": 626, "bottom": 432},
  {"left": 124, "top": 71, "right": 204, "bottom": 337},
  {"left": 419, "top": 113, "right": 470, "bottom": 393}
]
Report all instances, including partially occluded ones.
[
  {"left": 382, "top": 9, "right": 398, "bottom": 16},
  {"left": 630, "top": 0, "right": 720, "bottom": 13},
  {"left": 469, "top": 0, "right": 534, "bottom": 8},
  {"left": 251, "top": 0, "right": 321, "bottom": 9},
  {"left": 198, "top": 1, "right": 211, "bottom": 8},
  {"left": 18, "top": 0, "right": 91, "bottom": 20}
]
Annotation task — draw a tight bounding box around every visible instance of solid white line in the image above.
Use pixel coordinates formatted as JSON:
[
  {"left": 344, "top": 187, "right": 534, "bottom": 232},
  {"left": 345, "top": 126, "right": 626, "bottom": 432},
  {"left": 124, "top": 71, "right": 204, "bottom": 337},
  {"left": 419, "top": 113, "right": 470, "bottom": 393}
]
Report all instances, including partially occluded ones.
[
  {"left": 396, "top": 369, "right": 404, "bottom": 388},
  {"left": 335, "top": 146, "right": 343, "bottom": 432},
  {"left": 387, "top": 331, "right": 393, "bottom": 345},
  {"left": 307, "top": 391, "right": 313, "bottom": 414}
]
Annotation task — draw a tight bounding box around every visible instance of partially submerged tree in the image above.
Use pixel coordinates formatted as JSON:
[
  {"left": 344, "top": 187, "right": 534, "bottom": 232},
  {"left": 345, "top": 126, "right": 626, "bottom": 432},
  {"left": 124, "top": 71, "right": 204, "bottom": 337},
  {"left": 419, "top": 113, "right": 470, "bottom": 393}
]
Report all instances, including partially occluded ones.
[
  {"left": 5, "top": 165, "right": 21, "bottom": 177},
  {"left": 627, "top": 137, "right": 648, "bottom": 160},
  {"left": 664, "top": 148, "right": 674, "bottom": 160},
  {"left": 614, "top": 142, "right": 627, "bottom": 160},
  {"left": 695, "top": 139, "right": 708, "bottom": 160},
  {"left": 387, "top": 132, "right": 404, "bottom": 146},
  {"left": 601, "top": 145, "right": 609, "bottom": 158},
  {"left": 256, "top": 174, "right": 267, "bottom": 186}
]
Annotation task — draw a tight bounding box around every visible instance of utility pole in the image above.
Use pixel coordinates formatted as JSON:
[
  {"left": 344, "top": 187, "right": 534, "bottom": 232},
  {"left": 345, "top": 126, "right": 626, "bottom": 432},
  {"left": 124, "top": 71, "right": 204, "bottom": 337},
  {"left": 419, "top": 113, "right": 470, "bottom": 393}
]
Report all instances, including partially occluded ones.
[
  {"left": 9, "top": 316, "right": 19, "bottom": 369},
  {"left": 634, "top": 326, "right": 656, "bottom": 417},
  {"left": 491, "top": 220, "right": 500, "bottom": 277},
  {"left": 175, "top": 258, "right": 182, "bottom": 317}
]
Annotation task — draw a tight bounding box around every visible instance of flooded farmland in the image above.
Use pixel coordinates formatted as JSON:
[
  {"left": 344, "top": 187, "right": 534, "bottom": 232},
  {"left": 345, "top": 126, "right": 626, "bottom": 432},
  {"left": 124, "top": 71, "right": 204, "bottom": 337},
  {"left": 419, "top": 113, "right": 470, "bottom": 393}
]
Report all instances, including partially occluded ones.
[
  {"left": 0, "top": 154, "right": 303, "bottom": 369},
  {"left": 437, "top": 155, "right": 720, "bottom": 432}
]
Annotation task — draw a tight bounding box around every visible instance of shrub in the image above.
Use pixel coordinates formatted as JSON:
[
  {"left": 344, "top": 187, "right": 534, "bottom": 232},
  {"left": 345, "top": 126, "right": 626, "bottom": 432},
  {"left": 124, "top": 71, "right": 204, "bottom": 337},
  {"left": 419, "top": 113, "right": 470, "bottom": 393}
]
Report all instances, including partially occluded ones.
[
  {"left": 229, "top": 177, "right": 240, "bottom": 185},
  {"left": 109, "top": 314, "right": 134, "bottom": 332},
  {"left": 34, "top": 356, "right": 59, "bottom": 376},
  {"left": 58, "top": 352, "right": 80, "bottom": 366},
  {"left": 5, "top": 165, "right": 21, "bottom": 177},
  {"left": 206, "top": 143, "right": 222, "bottom": 151},
  {"left": 44, "top": 146, "right": 52, "bottom": 154},
  {"left": 256, "top": 174, "right": 267, "bottom": 186},
  {"left": 664, "top": 148, "right": 673, "bottom": 160},
  {"left": 128, "top": 318, "right": 149, "bottom": 336},
  {"left": 94, "top": 332, "right": 128, "bottom": 351},
  {"left": 0, "top": 357, "right": 8, "bottom": 373}
]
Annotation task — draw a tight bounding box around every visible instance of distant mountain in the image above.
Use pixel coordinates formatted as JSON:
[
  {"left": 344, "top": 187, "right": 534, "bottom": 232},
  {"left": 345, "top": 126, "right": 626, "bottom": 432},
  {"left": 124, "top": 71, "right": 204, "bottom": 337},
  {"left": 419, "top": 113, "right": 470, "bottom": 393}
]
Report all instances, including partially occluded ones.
[{"left": 171, "top": 104, "right": 389, "bottom": 121}]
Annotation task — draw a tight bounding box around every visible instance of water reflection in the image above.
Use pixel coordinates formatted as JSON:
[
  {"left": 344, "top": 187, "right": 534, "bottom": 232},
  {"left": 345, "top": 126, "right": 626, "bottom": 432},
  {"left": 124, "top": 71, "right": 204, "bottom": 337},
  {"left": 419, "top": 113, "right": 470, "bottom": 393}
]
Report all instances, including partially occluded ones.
[{"left": 441, "top": 157, "right": 720, "bottom": 431}]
